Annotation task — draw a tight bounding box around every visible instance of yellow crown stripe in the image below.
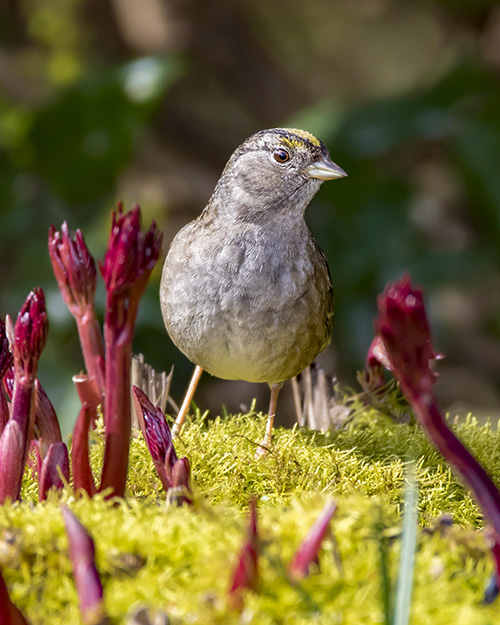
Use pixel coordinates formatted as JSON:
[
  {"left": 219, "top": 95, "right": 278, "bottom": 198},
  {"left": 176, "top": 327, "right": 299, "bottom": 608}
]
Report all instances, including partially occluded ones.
[{"left": 281, "top": 128, "right": 321, "bottom": 147}]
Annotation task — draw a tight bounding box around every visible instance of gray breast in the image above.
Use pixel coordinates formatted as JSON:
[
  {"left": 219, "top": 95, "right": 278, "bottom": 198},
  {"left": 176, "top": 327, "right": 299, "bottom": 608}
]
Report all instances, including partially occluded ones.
[{"left": 160, "top": 218, "right": 333, "bottom": 384}]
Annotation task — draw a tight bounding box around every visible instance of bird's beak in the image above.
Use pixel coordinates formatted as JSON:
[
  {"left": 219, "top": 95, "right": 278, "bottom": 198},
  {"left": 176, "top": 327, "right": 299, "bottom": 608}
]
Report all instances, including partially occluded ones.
[{"left": 303, "top": 156, "right": 347, "bottom": 181}]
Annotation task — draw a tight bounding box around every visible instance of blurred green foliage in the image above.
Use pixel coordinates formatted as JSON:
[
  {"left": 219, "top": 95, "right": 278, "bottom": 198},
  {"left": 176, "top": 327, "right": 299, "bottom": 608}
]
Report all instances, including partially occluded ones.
[
  {"left": 302, "top": 61, "right": 500, "bottom": 367},
  {"left": 1, "top": 0, "right": 500, "bottom": 431}
]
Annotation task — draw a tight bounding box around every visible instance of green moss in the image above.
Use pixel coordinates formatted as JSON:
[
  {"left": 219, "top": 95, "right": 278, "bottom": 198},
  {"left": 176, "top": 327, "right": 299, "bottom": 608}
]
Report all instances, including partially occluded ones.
[{"left": 2, "top": 410, "right": 500, "bottom": 623}]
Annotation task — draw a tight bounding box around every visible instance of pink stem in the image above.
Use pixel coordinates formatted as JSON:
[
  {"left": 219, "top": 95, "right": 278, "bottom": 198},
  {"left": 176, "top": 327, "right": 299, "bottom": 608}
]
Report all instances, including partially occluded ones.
[
  {"left": 0, "top": 421, "right": 24, "bottom": 503},
  {"left": 99, "top": 326, "right": 132, "bottom": 498},
  {"left": 492, "top": 543, "right": 500, "bottom": 594},
  {"left": 0, "top": 388, "right": 8, "bottom": 435},
  {"left": 76, "top": 310, "right": 105, "bottom": 401},
  {"left": 410, "top": 390, "right": 500, "bottom": 589},
  {"left": 9, "top": 375, "right": 36, "bottom": 497},
  {"left": 71, "top": 403, "right": 97, "bottom": 496},
  {"left": 410, "top": 391, "right": 500, "bottom": 538},
  {"left": 73, "top": 374, "right": 101, "bottom": 429}
]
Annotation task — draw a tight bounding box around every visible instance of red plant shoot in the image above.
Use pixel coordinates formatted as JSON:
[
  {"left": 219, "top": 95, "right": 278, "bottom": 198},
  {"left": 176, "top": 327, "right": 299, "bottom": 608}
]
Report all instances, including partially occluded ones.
[
  {"left": 288, "top": 501, "right": 337, "bottom": 580},
  {"left": 132, "top": 386, "right": 192, "bottom": 504},
  {"left": 62, "top": 507, "right": 107, "bottom": 625},
  {"left": 373, "top": 275, "right": 500, "bottom": 587},
  {"left": 99, "top": 204, "right": 162, "bottom": 498},
  {"left": 132, "top": 386, "right": 177, "bottom": 490},
  {"left": 38, "top": 442, "right": 70, "bottom": 501},
  {"left": 0, "top": 289, "right": 48, "bottom": 503},
  {"left": 71, "top": 402, "right": 97, "bottom": 497},
  {"left": 228, "top": 498, "right": 259, "bottom": 609},
  {"left": 49, "top": 222, "right": 105, "bottom": 400}
]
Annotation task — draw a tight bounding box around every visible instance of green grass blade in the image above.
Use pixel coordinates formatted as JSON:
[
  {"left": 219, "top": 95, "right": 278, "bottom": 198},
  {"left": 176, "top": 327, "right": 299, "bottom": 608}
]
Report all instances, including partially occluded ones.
[
  {"left": 375, "top": 510, "right": 393, "bottom": 625},
  {"left": 393, "top": 467, "right": 418, "bottom": 625}
]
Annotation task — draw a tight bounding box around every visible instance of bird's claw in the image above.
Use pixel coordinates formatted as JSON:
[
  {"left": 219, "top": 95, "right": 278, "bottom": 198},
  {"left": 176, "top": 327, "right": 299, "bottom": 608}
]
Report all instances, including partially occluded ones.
[{"left": 255, "top": 436, "right": 272, "bottom": 459}]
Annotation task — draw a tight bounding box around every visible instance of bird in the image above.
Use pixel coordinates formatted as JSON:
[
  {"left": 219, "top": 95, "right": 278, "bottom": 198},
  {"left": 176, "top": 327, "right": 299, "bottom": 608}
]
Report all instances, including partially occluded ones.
[{"left": 160, "top": 128, "right": 347, "bottom": 455}]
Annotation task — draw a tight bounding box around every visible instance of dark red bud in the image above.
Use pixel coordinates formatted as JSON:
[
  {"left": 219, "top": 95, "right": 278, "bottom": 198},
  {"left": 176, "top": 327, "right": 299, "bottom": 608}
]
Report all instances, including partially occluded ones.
[
  {"left": 98, "top": 204, "right": 162, "bottom": 499},
  {"left": 375, "top": 275, "right": 436, "bottom": 396},
  {"left": 13, "top": 289, "right": 48, "bottom": 378},
  {"left": 99, "top": 204, "right": 162, "bottom": 299},
  {"left": 48, "top": 222, "right": 97, "bottom": 316}
]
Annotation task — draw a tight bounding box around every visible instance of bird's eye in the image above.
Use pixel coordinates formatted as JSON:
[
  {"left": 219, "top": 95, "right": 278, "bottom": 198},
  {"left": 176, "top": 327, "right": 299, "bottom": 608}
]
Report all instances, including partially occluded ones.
[{"left": 273, "top": 148, "right": 290, "bottom": 163}]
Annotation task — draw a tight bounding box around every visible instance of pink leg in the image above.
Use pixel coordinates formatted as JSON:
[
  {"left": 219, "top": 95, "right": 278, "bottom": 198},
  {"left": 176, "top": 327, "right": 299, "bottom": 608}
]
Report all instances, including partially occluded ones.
[
  {"left": 172, "top": 365, "right": 204, "bottom": 436},
  {"left": 255, "top": 382, "right": 282, "bottom": 458}
]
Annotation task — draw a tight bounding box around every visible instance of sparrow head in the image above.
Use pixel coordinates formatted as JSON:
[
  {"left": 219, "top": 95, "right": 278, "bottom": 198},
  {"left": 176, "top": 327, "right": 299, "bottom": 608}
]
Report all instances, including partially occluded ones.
[{"left": 208, "top": 128, "right": 347, "bottom": 220}]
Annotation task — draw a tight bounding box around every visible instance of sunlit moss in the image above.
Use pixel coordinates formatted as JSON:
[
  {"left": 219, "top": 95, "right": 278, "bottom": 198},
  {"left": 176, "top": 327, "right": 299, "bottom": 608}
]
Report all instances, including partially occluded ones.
[{"left": 2, "top": 410, "right": 500, "bottom": 623}]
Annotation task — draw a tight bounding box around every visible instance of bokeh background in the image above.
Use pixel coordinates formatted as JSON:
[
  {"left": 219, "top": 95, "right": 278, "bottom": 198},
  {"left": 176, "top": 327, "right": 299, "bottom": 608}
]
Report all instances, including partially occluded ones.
[{"left": 1, "top": 0, "right": 500, "bottom": 434}]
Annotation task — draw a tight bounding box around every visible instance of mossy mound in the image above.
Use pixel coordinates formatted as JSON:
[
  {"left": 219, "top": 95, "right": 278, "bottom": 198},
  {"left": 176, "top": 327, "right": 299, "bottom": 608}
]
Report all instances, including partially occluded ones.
[{"left": 1, "top": 411, "right": 500, "bottom": 624}]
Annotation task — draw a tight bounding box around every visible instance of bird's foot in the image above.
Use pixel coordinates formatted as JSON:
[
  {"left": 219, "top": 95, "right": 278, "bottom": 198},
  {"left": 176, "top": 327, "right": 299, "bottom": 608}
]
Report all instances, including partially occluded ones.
[{"left": 255, "top": 435, "right": 272, "bottom": 459}]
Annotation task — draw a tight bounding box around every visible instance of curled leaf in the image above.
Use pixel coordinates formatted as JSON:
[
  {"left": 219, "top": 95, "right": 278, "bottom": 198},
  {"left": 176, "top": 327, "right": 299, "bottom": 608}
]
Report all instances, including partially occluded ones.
[
  {"left": 62, "top": 507, "right": 107, "bottom": 625},
  {"left": 132, "top": 386, "right": 177, "bottom": 491},
  {"left": 288, "top": 501, "right": 337, "bottom": 580},
  {"left": 39, "top": 442, "right": 70, "bottom": 501},
  {"left": 228, "top": 498, "right": 259, "bottom": 609}
]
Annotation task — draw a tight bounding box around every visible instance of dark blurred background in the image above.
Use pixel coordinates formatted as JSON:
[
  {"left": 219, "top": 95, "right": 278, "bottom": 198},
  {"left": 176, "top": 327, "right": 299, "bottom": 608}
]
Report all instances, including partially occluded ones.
[{"left": 1, "top": 0, "right": 500, "bottom": 435}]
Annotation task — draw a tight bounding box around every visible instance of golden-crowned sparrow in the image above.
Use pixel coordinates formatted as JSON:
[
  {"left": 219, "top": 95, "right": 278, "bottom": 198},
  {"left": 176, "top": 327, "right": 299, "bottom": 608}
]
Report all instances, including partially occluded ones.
[{"left": 160, "top": 128, "right": 346, "bottom": 453}]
